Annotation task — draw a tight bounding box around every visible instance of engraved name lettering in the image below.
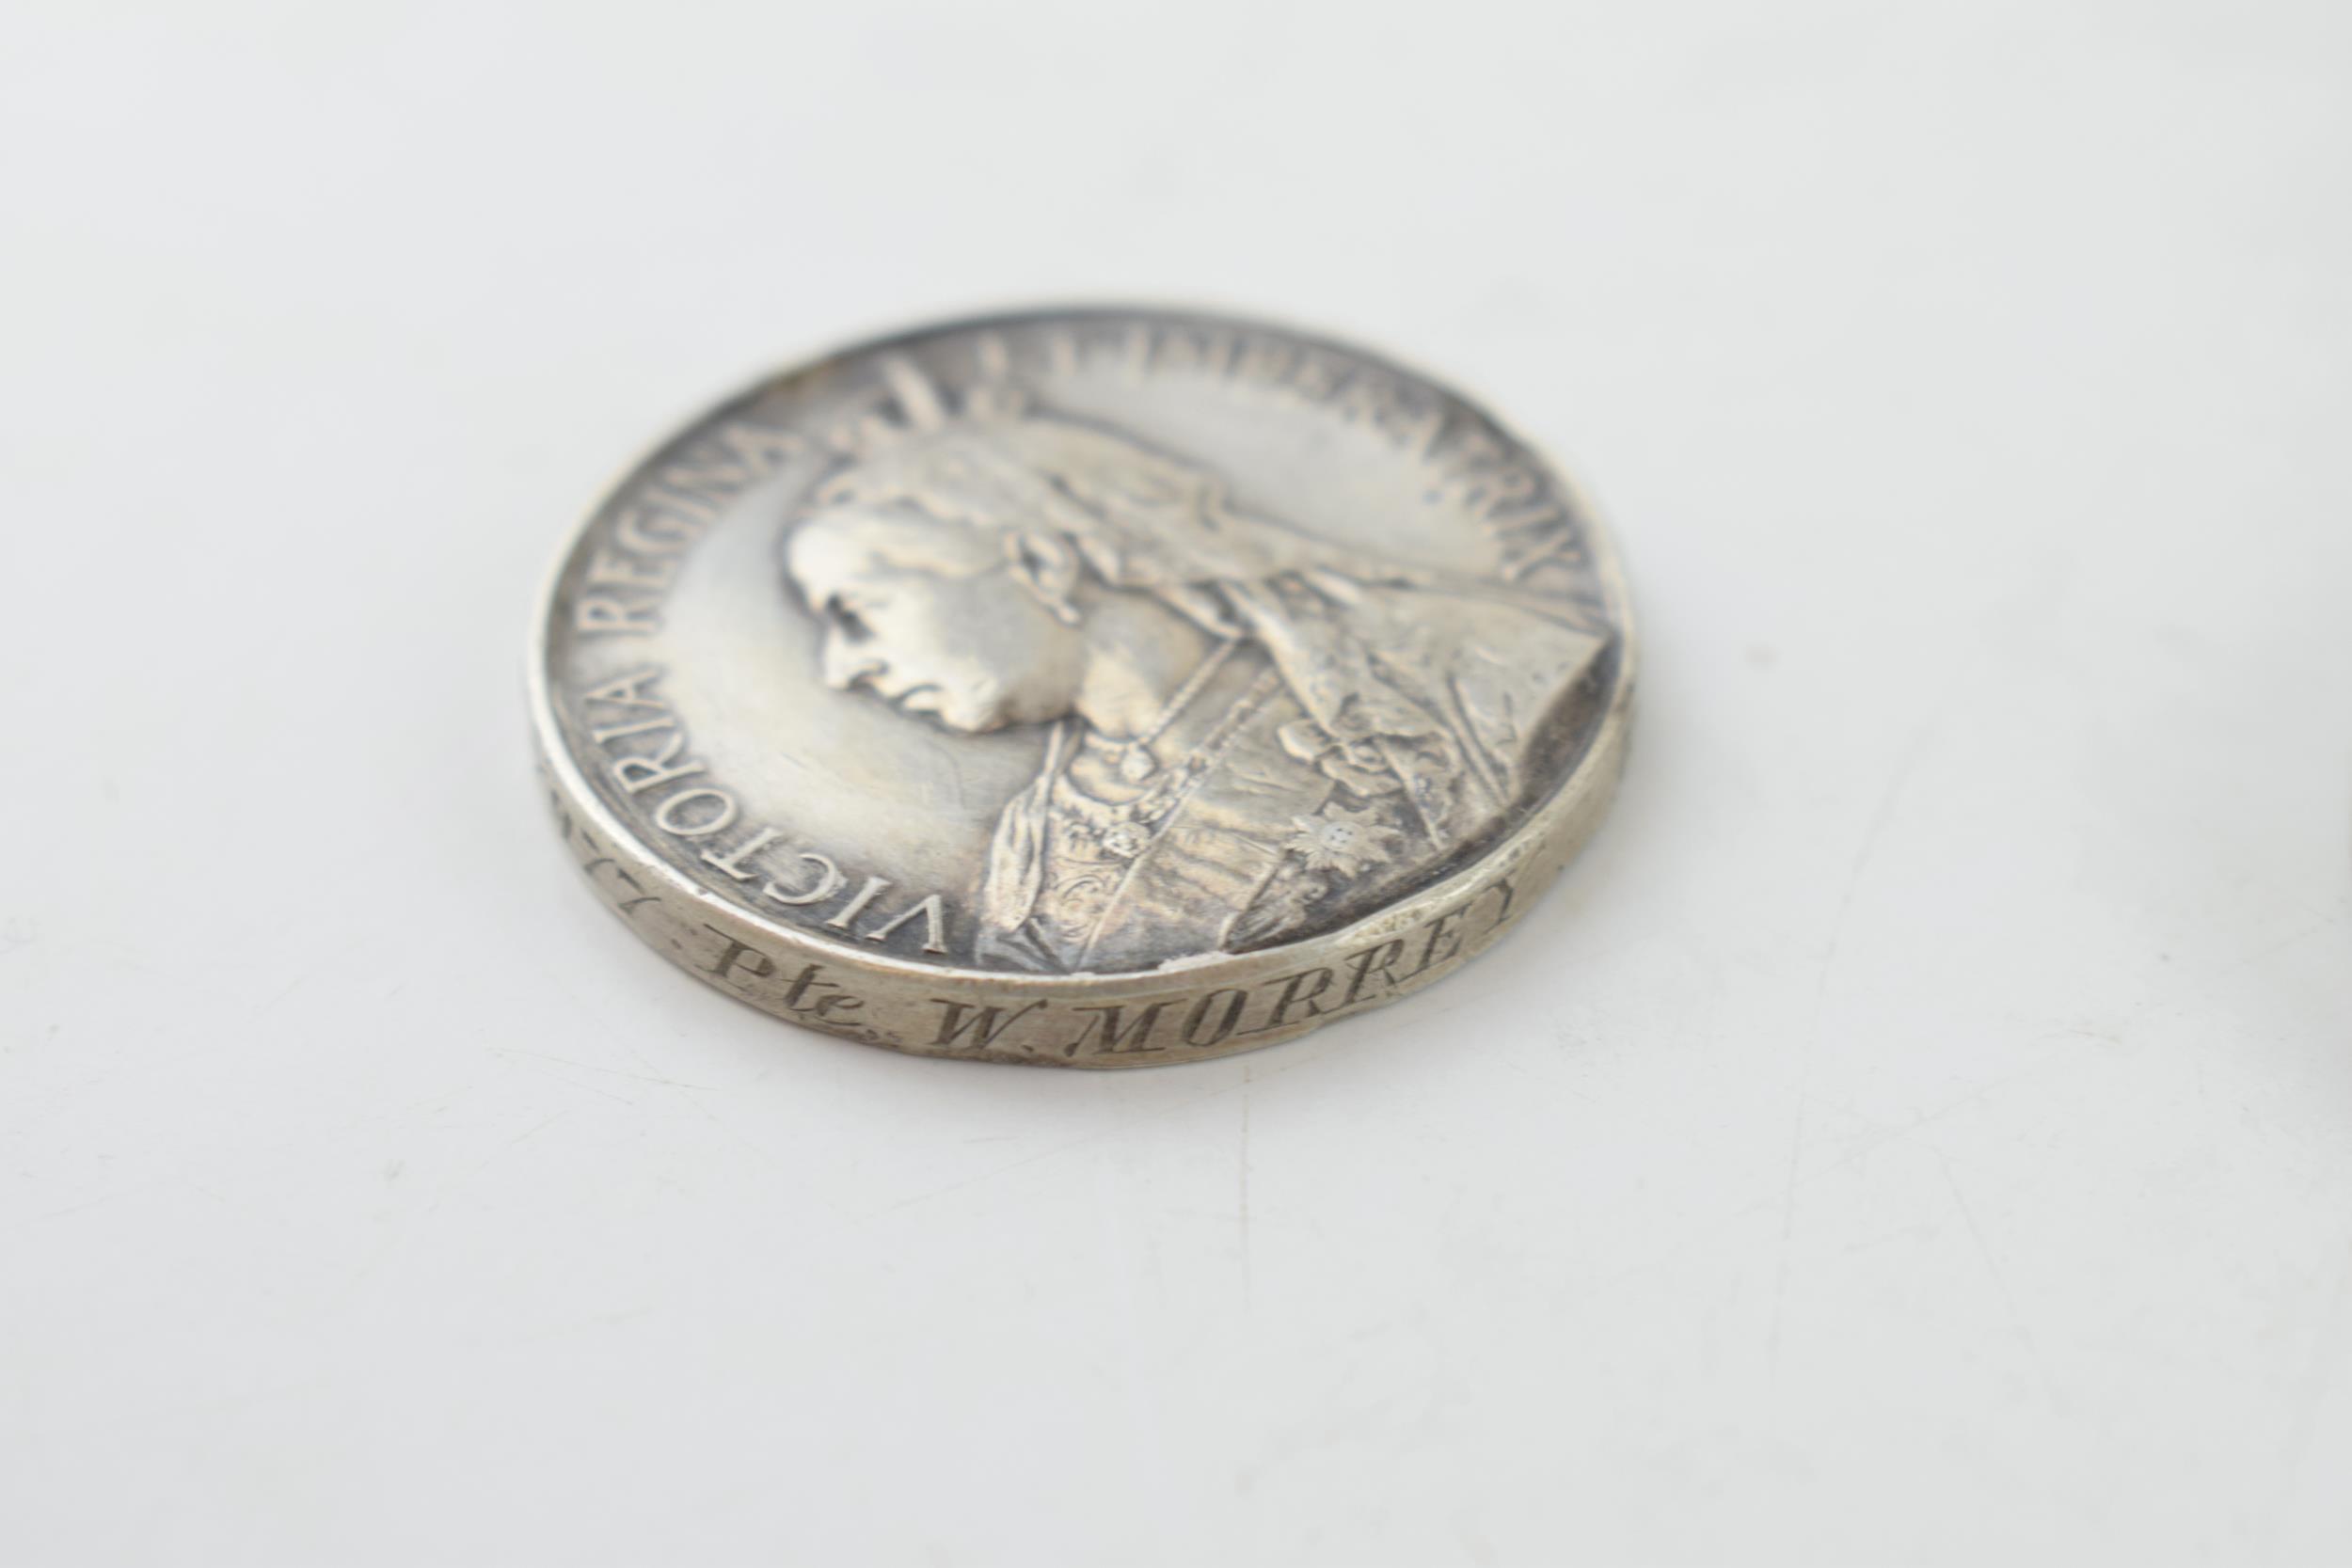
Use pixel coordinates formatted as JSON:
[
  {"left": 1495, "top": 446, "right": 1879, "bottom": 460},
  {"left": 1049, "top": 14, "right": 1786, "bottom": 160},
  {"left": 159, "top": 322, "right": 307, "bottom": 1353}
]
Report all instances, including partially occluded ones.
[
  {"left": 1062, "top": 1001, "right": 1174, "bottom": 1056},
  {"left": 773, "top": 959, "right": 865, "bottom": 1022},
  {"left": 1340, "top": 937, "right": 1407, "bottom": 1005},
  {"left": 698, "top": 929, "right": 867, "bottom": 1024},
  {"left": 1234, "top": 966, "right": 1337, "bottom": 1036},
  {"left": 675, "top": 862, "right": 1537, "bottom": 1061},
  {"left": 1183, "top": 988, "right": 1250, "bottom": 1048},
  {"left": 1396, "top": 906, "right": 1470, "bottom": 982},
  {"left": 703, "top": 927, "right": 778, "bottom": 984},
  {"left": 930, "top": 999, "right": 1049, "bottom": 1049}
]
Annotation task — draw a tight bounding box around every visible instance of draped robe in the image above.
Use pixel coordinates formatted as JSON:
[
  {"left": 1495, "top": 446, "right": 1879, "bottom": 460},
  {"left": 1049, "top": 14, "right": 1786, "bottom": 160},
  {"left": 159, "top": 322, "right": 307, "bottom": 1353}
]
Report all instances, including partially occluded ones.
[{"left": 973, "top": 582, "right": 1607, "bottom": 974}]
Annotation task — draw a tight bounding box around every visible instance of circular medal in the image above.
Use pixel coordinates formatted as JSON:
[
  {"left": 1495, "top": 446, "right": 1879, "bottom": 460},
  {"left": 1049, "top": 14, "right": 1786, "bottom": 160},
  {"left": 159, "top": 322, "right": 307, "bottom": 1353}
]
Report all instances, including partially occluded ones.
[{"left": 531, "top": 308, "right": 1634, "bottom": 1066}]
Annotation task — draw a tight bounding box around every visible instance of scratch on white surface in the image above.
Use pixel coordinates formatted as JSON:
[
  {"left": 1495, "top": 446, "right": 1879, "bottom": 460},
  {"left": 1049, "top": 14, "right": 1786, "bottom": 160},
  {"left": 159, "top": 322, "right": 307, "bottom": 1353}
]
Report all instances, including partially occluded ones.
[
  {"left": 2222, "top": 913, "right": 2347, "bottom": 978},
  {"left": 607, "top": 1020, "right": 800, "bottom": 1178},
  {"left": 1769, "top": 707, "right": 1944, "bottom": 1386},
  {"left": 871, "top": 1037, "right": 1343, "bottom": 1218},
  {"left": 2265, "top": 1233, "right": 2352, "bottom": 1563},
  {"left": 1938, "top": 1147, "right": 2063, "bottom": 1411},
  {"left": 403, "top": 1111, "right": 579, "bottom": 1238},
  {"left": 502, "top": 1109, "right": 573, "bottom": 1151},
  {"left": 29, "top": 1184, "right": 164, "bottom": 1227},
  {"left": 514, "top": 938, "right": 807, "bottom": 1172},
  {"left": 1817, "top": 706, "right": 1945, "bottom": 1019},
  {"left": 253, "top": 964, "right": 317, "bottom": 1019},
  {"left": 873, "top": 1126, "right": 1127, "bottom": 1216},
  {"left": 1804, "top": 1051, "right": 2082, "bottom": 1183},
  {"left": 489, "top": 1044, "right": 717, "bottom": 1091},
  {"left": 1239, "top": 1060, "right": 1255, "bottom": 1312}
]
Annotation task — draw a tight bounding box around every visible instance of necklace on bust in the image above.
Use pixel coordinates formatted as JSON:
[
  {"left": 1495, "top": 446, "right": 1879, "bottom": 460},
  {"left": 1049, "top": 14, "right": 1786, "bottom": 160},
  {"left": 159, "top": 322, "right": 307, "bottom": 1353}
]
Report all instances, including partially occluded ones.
[{"left": 1104, "top": 638, "right": 1241, "bottom": 784}]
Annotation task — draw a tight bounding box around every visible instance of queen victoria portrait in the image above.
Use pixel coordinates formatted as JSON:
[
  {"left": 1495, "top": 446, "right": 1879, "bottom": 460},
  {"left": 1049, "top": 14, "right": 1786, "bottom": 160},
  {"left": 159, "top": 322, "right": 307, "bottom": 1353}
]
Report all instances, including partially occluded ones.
[{"left": 780, "top": 359, "right": 1609, "bottom": 974}]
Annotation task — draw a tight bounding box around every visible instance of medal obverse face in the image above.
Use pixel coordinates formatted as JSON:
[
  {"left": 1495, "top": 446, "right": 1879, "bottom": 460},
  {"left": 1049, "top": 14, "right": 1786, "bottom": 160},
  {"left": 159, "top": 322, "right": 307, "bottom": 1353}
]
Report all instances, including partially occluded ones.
[{"left": 532, "top": 309, "right": 1634, "bottom": 1066}]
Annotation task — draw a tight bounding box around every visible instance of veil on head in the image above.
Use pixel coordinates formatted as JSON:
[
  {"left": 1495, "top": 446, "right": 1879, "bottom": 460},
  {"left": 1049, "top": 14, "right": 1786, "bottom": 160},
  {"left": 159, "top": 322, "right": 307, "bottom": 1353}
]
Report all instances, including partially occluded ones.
[{"left": 799, "top": 355, "right": 1600, "bottom": 853}]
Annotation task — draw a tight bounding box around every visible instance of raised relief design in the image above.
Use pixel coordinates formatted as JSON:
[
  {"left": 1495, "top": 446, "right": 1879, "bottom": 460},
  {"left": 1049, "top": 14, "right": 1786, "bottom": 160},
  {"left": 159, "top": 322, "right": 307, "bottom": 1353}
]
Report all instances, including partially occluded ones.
[{"left": 779, "top": 357, "right": 1608, "bottom": 975}]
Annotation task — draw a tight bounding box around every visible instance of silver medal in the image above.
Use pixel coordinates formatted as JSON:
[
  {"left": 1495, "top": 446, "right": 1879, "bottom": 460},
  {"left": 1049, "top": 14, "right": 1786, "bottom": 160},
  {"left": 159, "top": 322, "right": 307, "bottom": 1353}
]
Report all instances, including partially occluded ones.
[{"left": 531, "top": 308, "right": 1635, "bottom": 1065}]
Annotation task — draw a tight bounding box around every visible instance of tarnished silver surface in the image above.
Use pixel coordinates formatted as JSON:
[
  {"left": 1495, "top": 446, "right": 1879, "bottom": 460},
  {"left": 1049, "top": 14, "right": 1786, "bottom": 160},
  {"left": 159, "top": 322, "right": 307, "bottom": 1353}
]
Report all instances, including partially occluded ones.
[{"left": 530, "top": 308, "right": 1635, "bottom": 1066}]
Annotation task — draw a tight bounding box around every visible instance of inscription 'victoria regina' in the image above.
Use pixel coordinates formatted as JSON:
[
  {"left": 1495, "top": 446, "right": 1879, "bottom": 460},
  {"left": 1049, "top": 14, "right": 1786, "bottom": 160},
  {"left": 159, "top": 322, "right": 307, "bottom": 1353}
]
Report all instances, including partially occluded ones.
[{"left": 534, "top": 309, "right": 1634, "bottom": 1064}]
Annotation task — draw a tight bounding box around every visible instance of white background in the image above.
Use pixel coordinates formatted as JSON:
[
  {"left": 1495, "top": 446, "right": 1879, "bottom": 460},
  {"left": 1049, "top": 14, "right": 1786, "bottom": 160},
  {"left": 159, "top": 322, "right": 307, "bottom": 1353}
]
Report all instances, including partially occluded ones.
[{"left": 4, "top": 2, "right": 2348, "bottom": 1563}]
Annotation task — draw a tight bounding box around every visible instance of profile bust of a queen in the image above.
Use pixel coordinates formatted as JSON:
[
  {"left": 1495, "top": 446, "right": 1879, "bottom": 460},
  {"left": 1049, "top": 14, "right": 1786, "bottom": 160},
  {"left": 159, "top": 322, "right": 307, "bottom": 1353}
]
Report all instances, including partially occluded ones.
[{"left": 781, "top": 358, "right": 1607, "bottom": 974}]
